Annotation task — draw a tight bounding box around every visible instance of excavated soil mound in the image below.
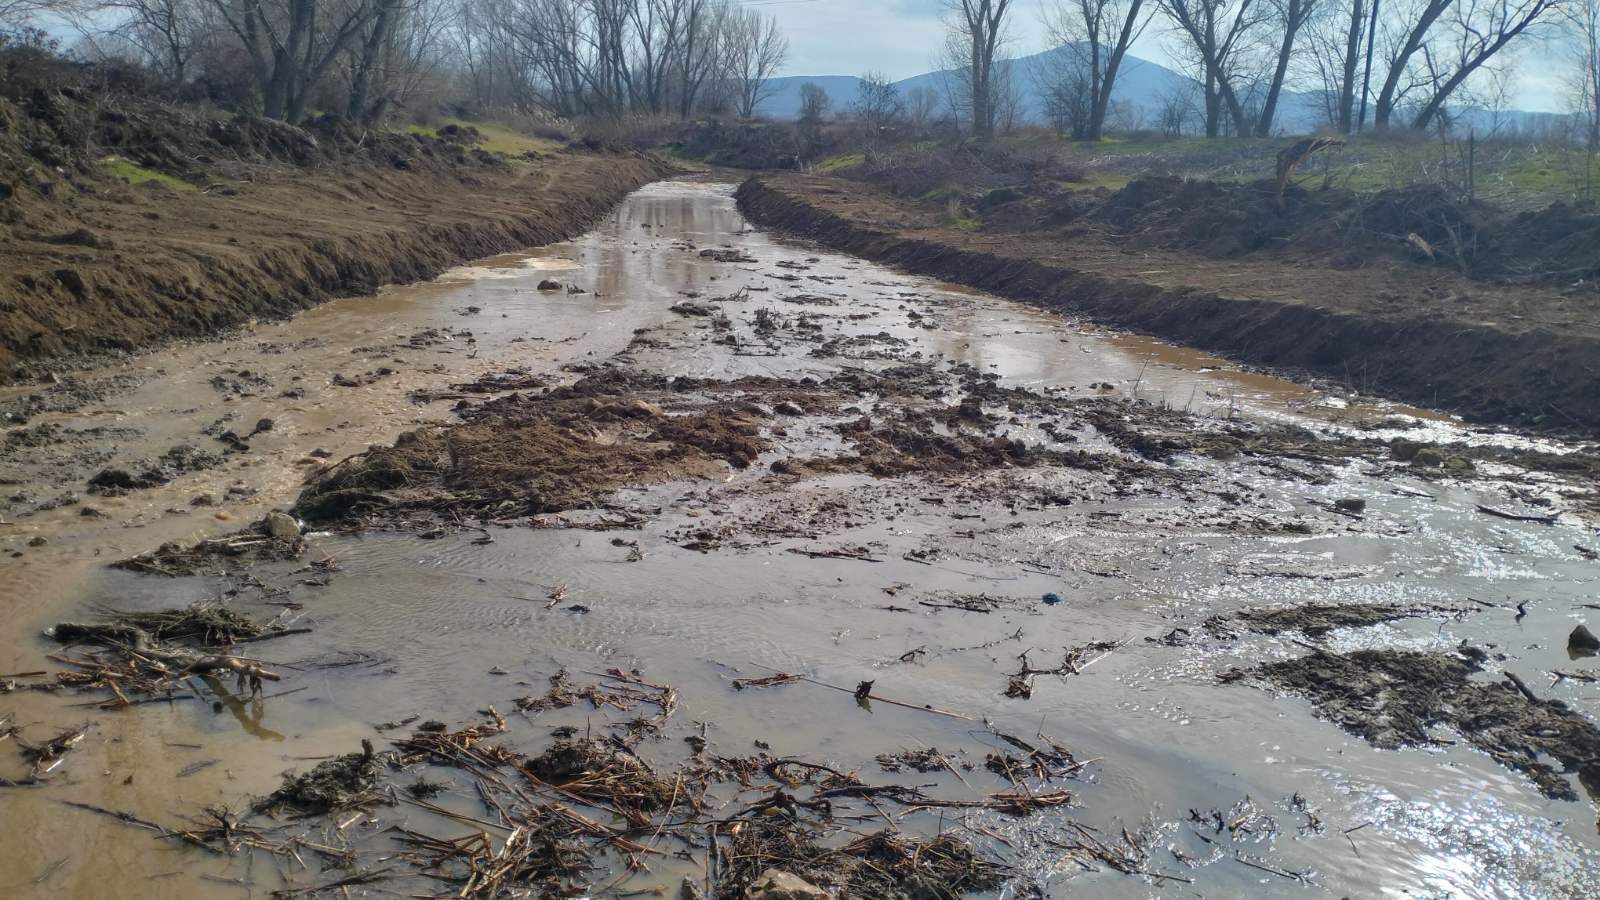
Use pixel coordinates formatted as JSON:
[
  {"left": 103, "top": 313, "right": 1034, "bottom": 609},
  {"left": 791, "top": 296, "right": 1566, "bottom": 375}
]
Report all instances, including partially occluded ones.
[
  {"left": 0, "top": 54, "right": 671, "bottom": 373},
  {"left": 1031, "top": 176, "right": 1600, "bottom": 286}
]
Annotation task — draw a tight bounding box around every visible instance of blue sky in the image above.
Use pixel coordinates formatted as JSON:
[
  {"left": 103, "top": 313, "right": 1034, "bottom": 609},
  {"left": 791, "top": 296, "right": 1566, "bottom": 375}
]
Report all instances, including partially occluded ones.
[{"left": 757, "top": 0, "right": 1567, "bottom": 112}]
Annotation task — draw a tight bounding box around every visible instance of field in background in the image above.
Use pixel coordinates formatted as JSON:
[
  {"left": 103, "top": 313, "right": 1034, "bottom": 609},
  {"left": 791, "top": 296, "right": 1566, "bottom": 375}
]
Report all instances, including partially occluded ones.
[{"left": 814, "top": 128, "right": 1600, "bottom": 212}]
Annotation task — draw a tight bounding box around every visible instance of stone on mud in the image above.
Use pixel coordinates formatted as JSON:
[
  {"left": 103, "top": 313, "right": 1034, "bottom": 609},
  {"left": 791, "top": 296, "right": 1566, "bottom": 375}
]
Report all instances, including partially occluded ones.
[
  {"left": 745, "top": 870, "right": 832, "bottom": 900},
  {"left": 263, "top": 511, "right": 301, "bottom": 540}
]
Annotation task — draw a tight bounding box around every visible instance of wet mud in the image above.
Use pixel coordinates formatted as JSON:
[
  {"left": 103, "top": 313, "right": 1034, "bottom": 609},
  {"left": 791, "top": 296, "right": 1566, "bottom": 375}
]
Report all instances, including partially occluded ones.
[
  {"left": 3, "top": 181, "right": 1600, "bottom": 899},
  {"left": 736, "top": 174, "right": 1600, "bottom": 434}
]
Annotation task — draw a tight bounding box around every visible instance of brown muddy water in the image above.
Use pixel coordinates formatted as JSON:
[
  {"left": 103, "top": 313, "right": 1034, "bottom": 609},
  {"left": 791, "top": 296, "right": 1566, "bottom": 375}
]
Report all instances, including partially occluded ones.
[{"left": 2, "top": 179, "right": 1599, "bottom": 898}]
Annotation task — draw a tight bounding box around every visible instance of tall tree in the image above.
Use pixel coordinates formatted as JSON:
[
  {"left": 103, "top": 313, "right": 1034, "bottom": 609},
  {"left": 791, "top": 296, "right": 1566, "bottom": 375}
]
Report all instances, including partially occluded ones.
[
  {"left": 1041, "top": 0, "right": 1151, "bottom": 140},
  {"left": 1297, "top": 0, "right": 1370, "bottom": 131},
  {"left": 1370, "top": 0, "right": 1563, "bottom": 130},
  {"left": 209, "top": 0, "right": 380, "bottom": 121},
  {"left": 1409, "top": 0, "right": 1563, "bottom": 129},
  {"left": 724, "top": 6, "right": 787, "bottom": 118},
  {"left": 1570, "top": 0, "right": 1600, "bottom": 146},
  {"left": 1254, "top": 0, "right": 1319, "bottom": 134},
  {"left": 941, "top": 0, "right": 1014, "bottom": 139},
  {"left": 1159, "top": 0, "right": 1262, "bottom": 136}
]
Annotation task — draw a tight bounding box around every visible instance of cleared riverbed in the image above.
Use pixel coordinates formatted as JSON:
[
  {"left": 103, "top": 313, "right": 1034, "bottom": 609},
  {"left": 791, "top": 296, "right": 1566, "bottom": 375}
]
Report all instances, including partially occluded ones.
[{"left": 2, "top": 180, "right": 1598, "bottom": 898}]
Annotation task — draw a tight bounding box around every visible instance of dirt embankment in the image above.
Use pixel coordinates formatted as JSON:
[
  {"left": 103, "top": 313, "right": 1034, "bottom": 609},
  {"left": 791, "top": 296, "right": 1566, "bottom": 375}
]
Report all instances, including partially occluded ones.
[
  {"left": 736, "top": 174, "right": 1600, "bottom": 433},
  {"left": 0, "top": 71, "right": 673, "bottom": 375}
]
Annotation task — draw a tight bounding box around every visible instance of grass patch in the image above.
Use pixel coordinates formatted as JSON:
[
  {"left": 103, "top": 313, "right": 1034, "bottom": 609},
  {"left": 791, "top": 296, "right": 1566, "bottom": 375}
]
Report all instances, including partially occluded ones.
[
  {"left": 401, "top": 119, "right": 564, "bottom": 157},
  {"left": 102, "top": 156, "right": 195, "bottom": 191},
  {"left": 1061, "top": 172, "right": 1132, "bottom": 192},
  {"left": 814, "top": 152, "right": 865, "bottom": 174}
]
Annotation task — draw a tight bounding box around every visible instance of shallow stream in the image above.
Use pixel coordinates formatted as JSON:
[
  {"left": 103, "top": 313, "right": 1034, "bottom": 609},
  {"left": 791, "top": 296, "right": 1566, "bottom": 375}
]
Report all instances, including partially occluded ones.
[{"left": 2, "top": 180, "right": 1598, "bottom": 898}]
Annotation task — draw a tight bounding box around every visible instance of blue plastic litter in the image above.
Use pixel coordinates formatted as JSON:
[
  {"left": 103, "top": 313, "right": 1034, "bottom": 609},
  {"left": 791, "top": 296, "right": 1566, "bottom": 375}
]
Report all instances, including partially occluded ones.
[{"left": 1041, "top": 592, "right": 1063, "bottom": 606}]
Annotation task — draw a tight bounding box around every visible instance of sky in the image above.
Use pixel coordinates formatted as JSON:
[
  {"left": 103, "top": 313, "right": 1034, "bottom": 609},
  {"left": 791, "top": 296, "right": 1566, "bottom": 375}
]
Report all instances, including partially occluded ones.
[{"left": 751, "top": 0, "right": 1569, "bottom": 113}]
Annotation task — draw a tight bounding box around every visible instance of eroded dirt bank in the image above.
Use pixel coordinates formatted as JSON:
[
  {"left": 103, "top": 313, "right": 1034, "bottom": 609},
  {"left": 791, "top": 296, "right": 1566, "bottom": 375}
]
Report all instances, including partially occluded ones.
[
  {"left": 0, "top": 73, "right": 673, "bottom": 373},
  {"left": 736, "top": 174, "right": 1600, "bottom": 434},
  {"left": 3, "top": 181, "right": 1600, "bottom": 899}
]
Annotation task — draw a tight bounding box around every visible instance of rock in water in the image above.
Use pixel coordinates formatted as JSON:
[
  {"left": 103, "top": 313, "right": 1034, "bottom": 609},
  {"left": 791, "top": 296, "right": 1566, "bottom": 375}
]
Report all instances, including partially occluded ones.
[
  {"left": 263, "top": 511, "right": 301, "bottom": 541},
  {"left": 745, "top": 870, "right": 832, "bottom": 900},
  {"left": 1570, "top": 625, "right": 1600, "bottom": 656}
]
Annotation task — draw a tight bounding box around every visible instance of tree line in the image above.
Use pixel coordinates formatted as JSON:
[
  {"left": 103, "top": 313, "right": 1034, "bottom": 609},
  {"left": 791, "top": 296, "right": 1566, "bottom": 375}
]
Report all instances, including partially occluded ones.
[
  {"left": 1037, "top": 0, "right": 1593, "bottom": 139},
  {"left": 917, "top": 0, "right": 1595, "bottom": 143},
  {"left": 1, "top": 0, "right": 789, "bottom": 126},
  {"left": 3, "top": 0, "right": 1595, "bottom": 145}
]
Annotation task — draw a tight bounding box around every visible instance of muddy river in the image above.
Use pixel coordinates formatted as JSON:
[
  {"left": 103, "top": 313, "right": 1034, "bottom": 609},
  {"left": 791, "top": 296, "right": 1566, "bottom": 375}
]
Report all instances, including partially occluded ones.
[{"left": 2, "top": 179, "right": 1599, "bottom": 898}]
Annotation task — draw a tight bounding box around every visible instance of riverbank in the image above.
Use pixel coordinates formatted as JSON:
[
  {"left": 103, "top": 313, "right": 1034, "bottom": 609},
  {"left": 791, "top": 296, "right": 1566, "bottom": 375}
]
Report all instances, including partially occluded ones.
[
  {"left": 1, "top": 148, "right": 672, "bottom": 376},
  {"left": 0, "top": 69, "right": 674, "bottom": 375},
  {"left": 736, "top": 173, "right": 1600, "bottom": 434}
]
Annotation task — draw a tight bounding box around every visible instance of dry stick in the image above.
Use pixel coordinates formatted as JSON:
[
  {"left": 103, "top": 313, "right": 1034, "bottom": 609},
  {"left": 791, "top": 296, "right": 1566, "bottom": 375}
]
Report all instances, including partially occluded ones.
[
  {"left": 233, "top": 629, "right": 314, "bottom": 645},
  {"left": 746, "top": 663, "right": 974, "bottom": 721},
  {"left": 58, "top": 801, "right": 225, "bottom": 854},
  {"left": 1233, "top": 853, "right": 1306, "bottom": 882},
  {"left": 270, "top": 866, "right": 392, "bottom": 898}
]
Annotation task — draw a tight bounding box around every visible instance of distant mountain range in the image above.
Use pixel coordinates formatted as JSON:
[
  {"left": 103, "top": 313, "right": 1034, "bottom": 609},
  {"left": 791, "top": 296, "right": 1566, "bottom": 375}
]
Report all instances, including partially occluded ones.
[{"left": 757, "top": 43, "right": 1562, "bottom": 137}]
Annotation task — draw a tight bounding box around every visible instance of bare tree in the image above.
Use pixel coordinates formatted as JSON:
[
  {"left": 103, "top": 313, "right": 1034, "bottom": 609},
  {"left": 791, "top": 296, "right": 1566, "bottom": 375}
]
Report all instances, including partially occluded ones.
[
  {"left": 724, "top": 6, "right": 786, "bottom": 118},
  {"left": 1, "top": 0, "right": 51, "bottom": 25},
  {"left": 941, "top": 0, "right": 1014, "bottom": 138},
  {"left": 1424, "top": 0, "right": 1558, "bottom": 129},
  {"left": 852, "top": 69, "right": 903, "bottom": 130},
  {"left": 797, "top": 80, "right": 829, "bottom": 123},
  {"left": 1371, "top": 0, "right": 1562, "bottom": 130},
  {"left": 206, "top": 0, "right": 381, "bottom": 121},
  {"left": 345, "top": 0, "right": 450, "bottom": 122},
  {"left": 1038, "top": 57, "right": 1093, "bottom": 135},
  {"left": 905, "top": 84, "right": 943, "bottom": 127},
  {"left": 78, "top": 0, "right": 201, "bottom": 79},
  {"left": 797, "top": 80, "right": 829, "bottom": 154},
  {"left": 1158, "top": 0, "right": 1263, "bottom": 137},
  {"left": 1568, "top": 0, "right": 1600, "bottom": 146},
  {"left": 675, "top": 0, "right": 724, "bottom": 118},
  {"left": 1253, "top": 0, "right": 1320, "bottom": 134},
  {"left": 1155, "top": 78, "right": 1199, "bottom": 134},
  {"left": 1040, "top": 0, "right": 1152, "bottom": 140},
  {"left": 1301, "top": 0, "right": 1369, "bottom": 131}
]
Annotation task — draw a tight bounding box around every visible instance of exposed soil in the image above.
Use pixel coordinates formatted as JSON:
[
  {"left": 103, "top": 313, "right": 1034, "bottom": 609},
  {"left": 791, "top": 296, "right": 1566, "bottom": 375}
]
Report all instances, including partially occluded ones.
[
  {"left": 0, "top": 68, "right": 673, "bottom": 374},
  {"left": 294, "top": 373, "right": 768, "bottom": 525},
  {"left": 291, "top": 360, "right": 1190, "bottom": 531},
  {"left": 1248, "top": 647, "right": 1600, "bottom": 801},
  {"left": 737, "top": 174, "right": 1600, "bottom": 433},
  {"left": 1023, "top": 176, "right": 1600, "bottom": 287}
]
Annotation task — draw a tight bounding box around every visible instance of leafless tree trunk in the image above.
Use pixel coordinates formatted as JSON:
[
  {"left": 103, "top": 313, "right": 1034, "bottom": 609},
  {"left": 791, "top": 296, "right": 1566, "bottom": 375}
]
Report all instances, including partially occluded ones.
[
  {"left": 1407, "top": 0, "right": 1563, "bottom": 130},
  {"left": 1041, "top": 0, "right": 1151, "bottom": 140},
  {"left": 905, "top": 85, "right": 943, "bottom": 127},
  {"left": 724, "top": 7, "right": 786, "bottom": 118},
  {"left": 1159, "top": 0, "right": 1260, "bottom": 137},
  {"left": 209, "top": 0, "right": 378, "bottom": 121},
  {"left": 1254, "top": 0, "right": 1319, "bottom": 134},
  {"left": 942, "top": 0, "right": 1014, "bottom": 139},
  {"left": 1571, "top": 0, "right": 1600, "bottom": 146},
  {"left": 675, "top": 0, "right": 722, "bottom": 119}
]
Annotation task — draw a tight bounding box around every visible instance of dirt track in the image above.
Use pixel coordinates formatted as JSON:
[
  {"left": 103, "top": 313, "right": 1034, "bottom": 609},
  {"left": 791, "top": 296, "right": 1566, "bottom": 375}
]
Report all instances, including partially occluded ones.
[{"left": 737, "top": 174, "right": 1600, "bottom": 434}]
